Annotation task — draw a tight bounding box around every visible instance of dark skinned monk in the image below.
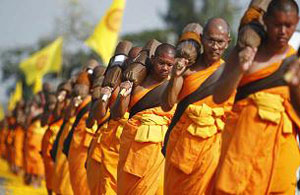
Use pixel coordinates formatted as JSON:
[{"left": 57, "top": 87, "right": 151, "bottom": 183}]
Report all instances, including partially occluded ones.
[
  {"left": 161, "top": 18, "right": 233, "bottom": 194},
  {"left": 112, "top": 43, "right": 176, "bottom": 195},
  {"left": 86, "top": 46, "right": 142, "bottom": 195},
  {"left": 213, "top": 0, "right": 300, "bottom": 194}
]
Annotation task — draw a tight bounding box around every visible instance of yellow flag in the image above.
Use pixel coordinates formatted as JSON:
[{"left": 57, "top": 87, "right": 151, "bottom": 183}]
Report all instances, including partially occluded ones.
[
  {"left": 20, "top": 37, "right": 63, "bottom": 85},
  {"left": 8, "top": 81, "right": 23, "bottom": 111},
  {"left": 0, "top": 103, "right": 4, "bottom": 121},
  {"left": 85, "top": 0, "right": 126, "bottom": 65},
  {"left": 33, "top": 75, "right": 43, "bottom": 94}
]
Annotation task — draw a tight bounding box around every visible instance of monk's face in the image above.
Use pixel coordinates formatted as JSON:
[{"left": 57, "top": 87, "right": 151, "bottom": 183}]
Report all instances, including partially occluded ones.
[
  {"left": 202, "top": 28, "right": 229, "bottom": 62},
  {"left": 152, "top": 53, "right": 175, "bottom": 79},
  {"left": 264, "top": 10, "right": 299, "bottom": 49}
]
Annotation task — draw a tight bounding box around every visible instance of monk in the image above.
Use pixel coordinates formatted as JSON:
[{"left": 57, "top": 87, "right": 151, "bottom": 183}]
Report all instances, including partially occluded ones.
[
  {"left": 161, "top": 18, "right": 232, "bottom": 194},
  {"left": 213, "top": 0, "right": 300, "bottom": 194},
  {"left": 13, "top": 100, "right": 26, "bottom": 175},
  {"left": 23, "top": 95, "right": 47, "bottom": 187},
  {"left": 114, "top": 43, "right": 176, "bottom": 195},
  {"left": 86, "top": 47, "right": 141, "bottom": 194},
  {"left": 66, "top": 71, "right": 93, "bottom": 195},
  {"left": 51, "top": 81, "right": 74, "bottom": 195}
]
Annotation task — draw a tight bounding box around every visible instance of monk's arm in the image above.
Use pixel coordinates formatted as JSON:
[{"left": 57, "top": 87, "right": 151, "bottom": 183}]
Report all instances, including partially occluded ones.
[
  {"left": 290, "top": 86, "right": 300, "bottom": 116},
  {"left": 213, "top": 48, "right": 244, "bottom": 104},
  {"left": 111, "top": 92, "right": 130, "bottom": 120},
  {"left": 161, "top": 74, "right": 184, "bottom": 111}
]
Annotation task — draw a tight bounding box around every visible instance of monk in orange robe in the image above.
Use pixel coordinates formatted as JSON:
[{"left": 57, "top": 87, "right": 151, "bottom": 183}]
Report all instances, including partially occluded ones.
[
  {"left": 67, "top": 71, "right": 93, "bottom": 195},
  {"left": 51, "top": 81, "right": 74, "bottom": 195},
  {"left": 86, "top": 47, "right": 141, "bottom": 195},
  {"left": 41, "top": 93, "right": 58, "bottom": 195},
  {"left": 161, "top": 18, "right": 233, "bottom": 195},
  {"left": 24, "top": 98, "right": 47, "bottom": 186},
  {"left": 113, "top": 43, "right": 176, "bottom": 195},
  {"left": 10, "top": 100, "right": 26, "bottom": 175},
  {"left": 213, "top": 1, "right": 300, "bottom": 194}
]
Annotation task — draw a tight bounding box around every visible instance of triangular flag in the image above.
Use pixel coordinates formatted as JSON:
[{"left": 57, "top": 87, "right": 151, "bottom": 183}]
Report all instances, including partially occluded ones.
[{"left": 85, "top": 0, "right": 126, "bottom": 65}]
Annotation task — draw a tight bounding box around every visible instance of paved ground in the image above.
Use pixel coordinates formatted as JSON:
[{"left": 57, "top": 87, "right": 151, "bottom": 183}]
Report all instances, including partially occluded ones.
[{"left": 0, "top": 159, "right": 47, "bottom": 195}]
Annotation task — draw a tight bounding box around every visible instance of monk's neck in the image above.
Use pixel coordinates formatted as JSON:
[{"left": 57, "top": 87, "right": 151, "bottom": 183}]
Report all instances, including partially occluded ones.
[
  {"left": 263, "top": 39, "right": 289, "bottom": 56},
  {"left": 142, "top": 73, "right": 165, "bottom": 88},
  {"left": 197, "top": 54, "right": 219, "bottom": 69}
]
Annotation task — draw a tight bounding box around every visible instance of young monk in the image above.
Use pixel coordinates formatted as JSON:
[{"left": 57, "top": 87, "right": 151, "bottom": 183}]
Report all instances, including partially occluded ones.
[
  {"left": 113, "top": 43, "right": 176, "bottom": 195},
  {"left": 86, "top": 46, "right": 141, "bottom": 195},
  {"left": 12, "top": 100, "right": 26, "bottom": 175},
  {"left": 23, "top": 95, "right": 47, "bottom": 187},
  {"left": 213, "top": 0, "right": 300, "bottom": 194},
  {"left": 64, "top": 72, "right": 92, "bottom": 195},
  {"left": 161, "top": 18, "right": 232, "bottom": 194},
  {"left": 51, "top": 81, "right": 74, "bottom": 195}
]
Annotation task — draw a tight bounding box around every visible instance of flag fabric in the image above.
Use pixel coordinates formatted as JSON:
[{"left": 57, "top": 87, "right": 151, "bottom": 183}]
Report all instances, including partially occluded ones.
[
  {"left": 33, "top": 75, "right": 43, "bottom": 94},
  {"left": 20, "top": 37, "right": 63, "bottom": 85},
  {"left": 0, "top": 103, "right": 4, "bottom": 121},
  {"left": 8, "top": 81, "right": 23, "bottom": 111},
  {"left": 85, "top": 0, "right": 126, "bottom": 65}
]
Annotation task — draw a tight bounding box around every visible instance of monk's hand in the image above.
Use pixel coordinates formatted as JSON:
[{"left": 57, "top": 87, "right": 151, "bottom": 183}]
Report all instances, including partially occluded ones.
[
  {"left": 285, "top": 58, "right": 300, "bottom": 87},
  {"left": 238, "top": 46, "right": 257, "bottom": 72},
  {"left": 101, "top": 86, "right": 113, "bottom": 102},
  {"left": 119, "top": 81, "right": 133, "bottom": 97},
  {"left": 173, "top": 58, "right": 189, "bottom": 77}
]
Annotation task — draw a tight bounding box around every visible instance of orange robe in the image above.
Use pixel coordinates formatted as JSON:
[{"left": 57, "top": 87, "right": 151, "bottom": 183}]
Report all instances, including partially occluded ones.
[
  {"left": 87, "top": 113, "right": 128, "bottom": 195},
  {"left": 164, "top": 59, "right": 235, "bottom": 194},
  {"left": 24, "top": 119, "right": 47, "bottom": 176},
  {"left": 214, "top": 47, "right": 300, "bottom": 194},
  {"left": 13, "top": 125, "right": 25, "bottom": 169},
  {"left": 68, "top": 97, "right": 92, "bottom": 195},
  {"left": 117, "top": 84, "right": 175, "bottom": 195},
  {"left": 41, "top": 119, "right": 63, "bottom": 191},
  {"left": 0, "top": 125, "right": 8, "bottom": 158},
  {"left": 52, "top": 117, "right": 75, "bottom": 195}
]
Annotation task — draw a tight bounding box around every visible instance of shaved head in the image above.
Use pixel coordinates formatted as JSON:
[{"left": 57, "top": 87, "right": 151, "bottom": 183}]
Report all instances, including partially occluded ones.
[
  {"left": 266, "top": 0, "right": 299, "bottom": 18},
  {"left": 203, "top": 17, "right": 230, "bottom": 37},
  {"left": 155, "top": 43, "right": 176, "bottom": 58}
]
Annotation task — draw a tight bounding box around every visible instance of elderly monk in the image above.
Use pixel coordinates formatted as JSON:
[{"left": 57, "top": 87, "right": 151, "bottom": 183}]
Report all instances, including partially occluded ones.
[
  {"left": 86, "top": 47, "right": 141, "bottom": 195},
  {"left": 213, "top": 0, "right": 300, "bottom": 194},
  {"left": 113, "top": 43, "right": 176, "bottom": 195},
  {"left": 161, "top": 18, "right": 232, "bottom": 194}
]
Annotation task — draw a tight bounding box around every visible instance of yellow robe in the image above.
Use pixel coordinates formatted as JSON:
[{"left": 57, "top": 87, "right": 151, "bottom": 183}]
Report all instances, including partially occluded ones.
[
  {"left": 117, "top": 84, "right": 175, "bottom": 195},
  {"left": 214, "top": 46, "right": 300, "bottom": 194},
  {"left": 68, "top": 97, "right": 92, "bottom": 195},
  {"left": 87, "top": 113, "right": 128, "bottom": 195},
  {"left": 41, "top": 119, "right": 63, "bottom": 191},
  {"left": 52, "top": 117, "right": 75, "bottom": 195},
  {"left": 24, "top": 119, "right": 47, "bottom": 176},
  {"left": 13, "top": 125, "right": 25, "bottom": 169},
  {"left": 164, "top": 59, "right": 235, "bottom": 194}
]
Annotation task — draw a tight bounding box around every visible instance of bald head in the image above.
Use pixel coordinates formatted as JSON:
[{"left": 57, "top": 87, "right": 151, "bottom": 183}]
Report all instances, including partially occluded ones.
[
  {"left": 154, "top": 43, "right": 176, "bottom": 58},
  {"left": 266, "top": 0, "right": 299, "bottom": 18},
  {"left": 203, "top": 18, "right": 230, "bottom": 37}
]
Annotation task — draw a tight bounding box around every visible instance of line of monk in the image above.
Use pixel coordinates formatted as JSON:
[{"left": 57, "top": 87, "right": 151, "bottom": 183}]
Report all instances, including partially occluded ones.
[{"left": 0, "top": 0, "right": 300, "bottom": 194}]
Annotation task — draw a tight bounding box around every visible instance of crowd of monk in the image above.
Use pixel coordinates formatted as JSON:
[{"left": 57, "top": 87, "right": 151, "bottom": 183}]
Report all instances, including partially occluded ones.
[{"left": 1, "top": 0, "right": 300, "bottom": 194}]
